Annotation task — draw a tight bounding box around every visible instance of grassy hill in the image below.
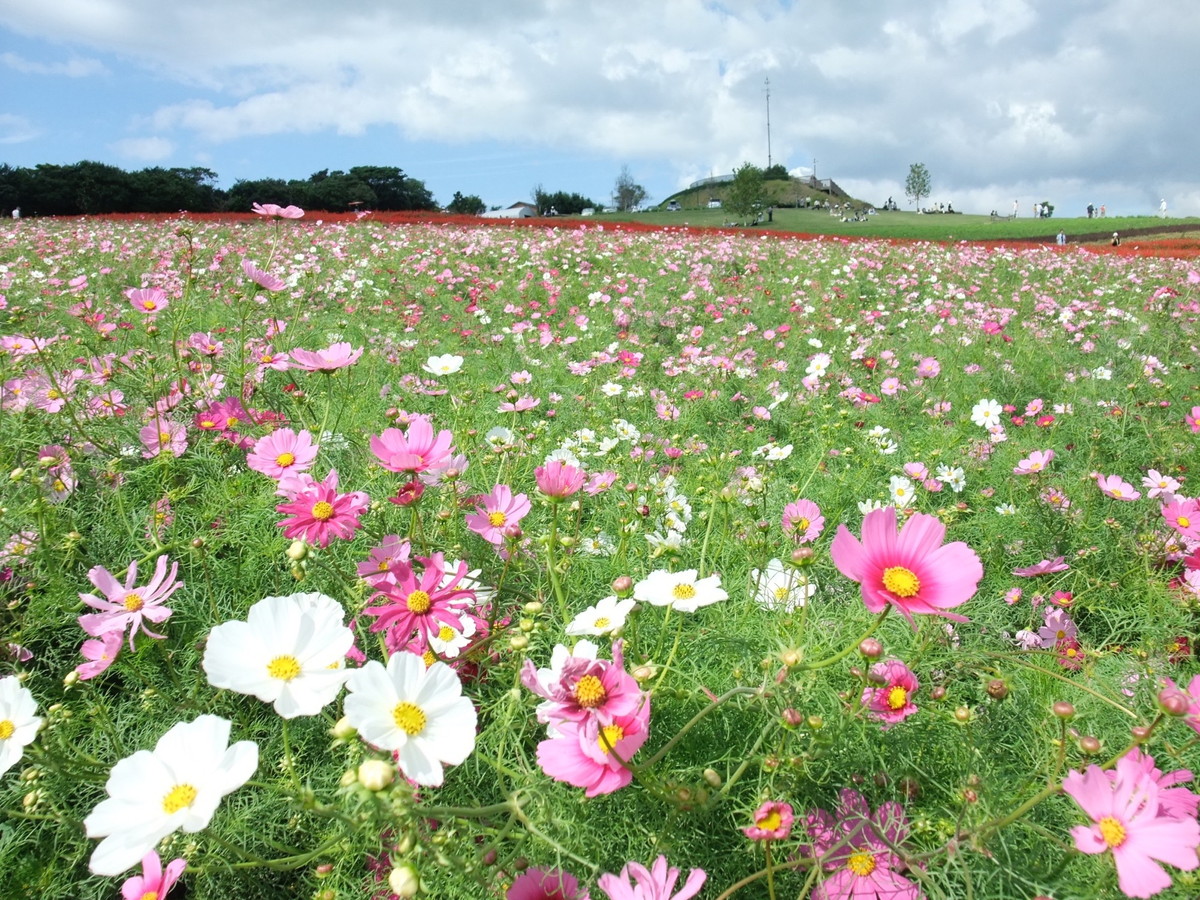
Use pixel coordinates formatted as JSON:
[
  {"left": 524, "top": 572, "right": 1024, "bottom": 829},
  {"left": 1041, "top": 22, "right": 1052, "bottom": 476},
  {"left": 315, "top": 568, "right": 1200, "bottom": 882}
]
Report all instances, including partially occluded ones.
[{"left": 657, "top": 176, "right": 865, "bottom": 212}]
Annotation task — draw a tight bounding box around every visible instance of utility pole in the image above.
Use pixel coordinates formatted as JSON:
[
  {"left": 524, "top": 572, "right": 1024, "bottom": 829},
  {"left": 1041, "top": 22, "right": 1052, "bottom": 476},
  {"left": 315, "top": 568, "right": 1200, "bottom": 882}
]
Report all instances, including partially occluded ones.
[{"left": 764, "top": 78, "right": 772, "bottom": 169}]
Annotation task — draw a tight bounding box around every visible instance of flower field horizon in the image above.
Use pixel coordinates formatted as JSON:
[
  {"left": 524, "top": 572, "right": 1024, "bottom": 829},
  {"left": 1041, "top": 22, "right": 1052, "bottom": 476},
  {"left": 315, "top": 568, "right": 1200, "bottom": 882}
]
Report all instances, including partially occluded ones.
[{"left": 0, "top": 211, "right": 1199, "bottom": 899}]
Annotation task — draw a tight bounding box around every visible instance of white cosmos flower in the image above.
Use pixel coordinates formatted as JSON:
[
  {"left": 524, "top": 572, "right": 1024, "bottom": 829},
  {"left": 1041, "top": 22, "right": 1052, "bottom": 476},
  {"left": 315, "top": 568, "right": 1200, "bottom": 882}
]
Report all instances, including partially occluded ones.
[
  {"left": 203, "top": 593, "right": 353, "bottom": 719},
  {"left": 751, "top": 559, "right": 817, "bottom": 611},
  {"left": 633, "top": 569, "right": 728, "bottom": 613},
  {"left": 85, "top": 715, "right": 258, "bottom": 877},
  {"left": 567, "top": 595, "right": 637, "bottom": 636},
  {"left": 344, "top": 654, "right": 477, "bottom": 786},
  {"left": 970, "top": 398, "right": 1003, "bottom": 428},
  {"left": 422, "top": 354, "right": 464, "bottom": 376},
  {"left": 889, "top": 476, "right": 915, "bottom": 506},
  {"left": 0, "top": 675, "right": 41, "bottom": 779}
]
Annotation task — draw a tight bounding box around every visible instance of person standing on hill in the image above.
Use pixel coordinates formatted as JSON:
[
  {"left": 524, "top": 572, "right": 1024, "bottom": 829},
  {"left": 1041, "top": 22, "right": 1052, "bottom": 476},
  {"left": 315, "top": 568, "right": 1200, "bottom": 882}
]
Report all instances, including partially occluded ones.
[{"left": 1159, "top": 198, "right": 1168, "bottom": 218}]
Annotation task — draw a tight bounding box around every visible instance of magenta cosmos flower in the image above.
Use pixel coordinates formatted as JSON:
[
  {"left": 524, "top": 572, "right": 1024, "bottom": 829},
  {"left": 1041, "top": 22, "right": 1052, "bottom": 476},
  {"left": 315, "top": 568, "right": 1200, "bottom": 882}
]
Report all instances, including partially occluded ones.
[
  {"left": 288, "top": 342, "right": 362, "bottom": 373},
  {"left": 121, "top": 850, "right": 186, "bottom": 900},
  {"left": 78, "top": 555, "right": 184, "bottom": 651},
  {"left": 275, "top": 470, "right": 368, "bottom": 547},
  {"left": 596, "top": 855, "right": 705, "bottom": 900},
  {"left": 369, "top": 419, "right": 455, "bottom": 476},
  {"left": 1063, "top": 752, "right": 1200, "bottom": 898},
  {"left": 536, "top": 703, "right": 650, "bottom": 798},
  {"left": 535, "top": 460, "right": 586, "bottom": 500},
  {"left": 1162, "top": 498, "right": 1200, "bottom": 541},
  {"left": 782, "top": 498, "right": 825, "bottom": 543},
  {"left": 830, "top": 507, "right": 982, "bottom": 624},
  {"left": 521, "top": 641, "right": 645, "bottom": 737},
  {"left": 861, "top": 659, "right": 919, "bottom": 729},
  {"left": 507, "top": 867, "right": 589, "bottom": 900},
  {"left": 246, "top": 428, "right": 319, "bottom": 480},
  {"left": 805, "top": 789, "right": 921, "bottom": 900},
  {"left": 744, "top": 800, "right": 795, "bottom": 840},
  {"left": 466, "top": 484, "right": 531, "bottom": 545},
  {"left": 360, "top": 553, "right": 477, "bottom": 656}
]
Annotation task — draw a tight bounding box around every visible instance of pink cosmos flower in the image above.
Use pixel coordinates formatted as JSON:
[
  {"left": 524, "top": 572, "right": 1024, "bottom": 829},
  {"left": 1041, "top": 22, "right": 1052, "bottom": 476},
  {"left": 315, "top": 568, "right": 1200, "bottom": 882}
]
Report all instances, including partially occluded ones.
[
  {"left": 370, "top": 420, "right": 455, "bottom": 476},
  {"left": 744, "top": 800, "right": 794, "bottom": 841},
  {"left": 361, "top": 553, "right": 477, "bottom": 655},
  {"left": 507, "top": 867, "right": 589, "bottom": 900},
  {"left": 1038, "top": 608, "right": 1077, "bottom": 648},
  {"left": 78, "top": 555, "right": 184, "bottom": 651},
  {"left": 1013, "top": 556, "right": 1070, "bottom": 577},
  {"left": 915, "top": 356, "right": 940, "bottom": 378},
  {"left": 596, "top": 856, "right": 705, "bottom": 900},
  {"left": 121, "top": 850, "right": 187, "bottom": 900},
  {"left": 289, "top": 342, "right": 363, "bottom": 373},
  {"left": 830, "top": 507, "right": 983, "bottom": 624},
  {"left": 536, "top": 704, "right": 650, "bottom": 798},
  {"left": 75, "top": 631, "right": 122, "bottom": 680},
  {"left": 356, "top": 535, "right": 412, "bottom": 587},
  {"left": 1143, "top": 469, "right": 1181, "bottom": 499},
  {"left": 1097, "top": 474, "right": 1141, "bottom": 501},
  {"left": 125, "top": 288, "right": 168, "bottom": 315},
  {"left": 1063, "top": 752, "right": 1200, "bottom": 898},
  {"left": 466, "top": 484, "right": 531, "bottom": 545},
  {"left": 1161, "top": 498, "right": 1200, "bottom": 540},
  {"left": 1118, "top": 748, "right": 1199, "bottom": 820},
  {"left": 246, "top": 428, "right": 319, "bottom": 479},
  {"left": 862, "top": 659, "right": 919, "bottom": 728},
  {"left": 521, "top": 641, "right": 645, "bottom": 737},
  {"left": 805, "top": 789, "right": 921, "bottom": 900},
  {"left": 139, "top": 419, "right": 188, "bottom": 458},
  {"left": 251, "top": 202, "right": 304, "bottom": 218},
  {"left": 585, "top": 471, "right": 618, "bottom": 495},
  {"left": 275, "top": 470, "right": 368, "bottom": 547},
  {"left": 782, "top": 498, "right": 825, "bottom": 544},
  {"left": 241, "top": 258, "right": 285, "bottom": 292},
  {"left": 1162, "top": 674, "right": 1200, "bottom": 736},
  {"left": 535, "top": 460, "right": 585, "bottom": 500},
  {"left": 1013, "top": 449, "right": 1054, "bottom": 475},
  {"left": 1186, "top": 406, "right": 1200, "bottom": 433}
]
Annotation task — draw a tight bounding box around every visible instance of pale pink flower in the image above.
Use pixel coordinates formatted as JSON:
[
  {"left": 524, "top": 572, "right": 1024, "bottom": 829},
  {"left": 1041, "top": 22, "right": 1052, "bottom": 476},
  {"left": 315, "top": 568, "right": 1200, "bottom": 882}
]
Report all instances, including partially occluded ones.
[
  {"left": 76, "top": 631, "right": 122, "bottom": 680},
  {"left": 289, "top": 342, "right": 362, "bottom": 373},
  {"left": 782, "top": 498, "right": 824, "bottom": 543},
  {"left": 1013, "top": 556, "right": 1070, "bottom": 577},
  {"left": 830, "top": 507, "right": 982, "bottom": 624},
  {"left": 246, "top": 428, "right": 319, "bottom": 479},
  {"left": 1161, "top": 498, "right": 1200, "bottom": 540},
  {"left": 1013, "top": 449, "right": 1054, "bottom": 475},
  {"left": 1063, "top": 752, "right": 1200, "bottom": 898},
  {"left": 241, "top": 259, "right": 285, "bottom": 292},
  {"left": 596, "top": 855, "right": 705, "bottom": 900},
  {"left": 805, "top": 790, "right": 921, "bottom": 900},
  {"left": 251, "top": 202, "right": 304, "bottom": 218},
  {"left": 1097, "top": 474, "right": 1141, "bottom": 501},
  {"left": 125, "top": 288, "right": 168, "bottom": 315},
  {"left": 465, "top": 485, "right": 530, "bottom": 545},
  {"left": 915, "top": 356, "right": 940, "bottom": 378},
  {"left": 78, "top": 555, "right": 184, "bottom": 651},
  {"left": 139, "top": 419, "right": 187, "bottom": 458},
  {"left": 535, "top": 460, "right": 586, "bottom": 500},
  {"left": 1186, "top": 406, "right": 1200, "bottom": 433},
  {"left": 1143, "top": 469, "right": 1181, "bottom": 499}
]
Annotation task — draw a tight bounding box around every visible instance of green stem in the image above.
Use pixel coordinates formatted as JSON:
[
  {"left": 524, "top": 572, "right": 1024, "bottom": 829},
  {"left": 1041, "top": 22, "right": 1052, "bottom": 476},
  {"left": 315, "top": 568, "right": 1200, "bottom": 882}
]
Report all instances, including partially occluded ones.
[
  {"left": 764, "top": 842, "right": 777, "bottom": 900},
  {"left": 800, "top": 609, "right": 890, "bottom": 671},
  {"left": 544, "top": 503, "right": 569, "bottom": 621},
  {"left": 639, "top": 686, "right": 759, "bottom": 770},
  {"left": 697, "top": 496, "right": 723, "bottom": 578}
]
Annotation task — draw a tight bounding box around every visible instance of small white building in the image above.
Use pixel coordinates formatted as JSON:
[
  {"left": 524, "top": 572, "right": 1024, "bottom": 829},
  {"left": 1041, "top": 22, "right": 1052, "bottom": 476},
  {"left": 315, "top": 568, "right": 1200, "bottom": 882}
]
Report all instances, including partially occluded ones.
[{"left": 480, "top": 202, "right": 536, "bottom": 219}]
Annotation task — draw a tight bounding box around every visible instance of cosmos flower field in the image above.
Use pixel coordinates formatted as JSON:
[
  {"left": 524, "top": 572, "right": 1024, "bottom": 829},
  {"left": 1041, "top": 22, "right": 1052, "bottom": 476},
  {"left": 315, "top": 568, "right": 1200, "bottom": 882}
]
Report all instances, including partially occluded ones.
[{"left": 1, "top": 211, "right": 1199, "bottom": 900}]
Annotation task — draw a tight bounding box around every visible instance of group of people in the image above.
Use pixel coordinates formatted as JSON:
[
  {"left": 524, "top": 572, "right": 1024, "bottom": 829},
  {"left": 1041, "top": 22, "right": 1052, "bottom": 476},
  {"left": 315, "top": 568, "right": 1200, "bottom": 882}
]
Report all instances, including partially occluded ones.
[
  {"left": 917, "top": 201, "right": 955, "bottom": 214},
  {"left": 1086, "top": 203, "right": 1107, "bottom": 218}
]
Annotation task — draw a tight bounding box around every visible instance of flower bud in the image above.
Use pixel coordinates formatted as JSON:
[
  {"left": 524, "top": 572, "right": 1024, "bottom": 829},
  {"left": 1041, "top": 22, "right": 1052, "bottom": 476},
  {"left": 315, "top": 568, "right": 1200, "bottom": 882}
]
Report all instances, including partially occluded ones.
[
  {"left": 522, "top": 601, "right": 544, "bottom": 614},
  {"left": 806, "top": 715, "right": 824, "bottom": 730},
  {"left": 1130, "top": 725, "right": 1151, "bottom": 744},
  {"left": 985, "top": 679, "right": 1009, "bottom": 700},
  {"left": 780, "top": 648, "right": 802, "bottom": 668},
  {"left": 509, "top": 634, "right": 529, "bottom": 651},
  {"left": 781, "top": 708, "right": 804, "bottom": 728},
  {"left": 330, "top": 716, "right": 357, "bottom": 740},
  {"left": 858, "top": 638, "right": 883, "bottom": 659},
  {"left": 388, "top": 864, "right": 420, "bottom": 898},
  {"left": 930, "top": 686, "right": 947, "bottom": 701},
  {"left": 611, "top": 575, "right": 634, "bottom": 597},
  {"left": 1052, "top": 701, "right": 1075, "bottom": 719},
  {"left": 285, "top": 540, "right": 308, "bottom": 561},
  {"left": 1079, "top": 735, "right": 1102, "bottom": 755},
  {"left": 953, "top": 706, "right": 972, "bottom": 723},
  {"left": 790, "top": 546, "right": 815, "bottom": 566},
  {"left": 1158, "top": 687, "right": 1189, "bottom": 717},
  {"left": 63, "top": 671, "right": 79, "bottom": 688},
  {"left": 502, "top": 523, "right": 523, "bottom": 540},
  {"left": 357, "top": 759, "right": 395, "bottom": 791},
  {"left": 702, "top": 767, "right": 723, "bottom": 787},
  {"left": 632, "top": 664, "right": 656, "bottom": 683}
]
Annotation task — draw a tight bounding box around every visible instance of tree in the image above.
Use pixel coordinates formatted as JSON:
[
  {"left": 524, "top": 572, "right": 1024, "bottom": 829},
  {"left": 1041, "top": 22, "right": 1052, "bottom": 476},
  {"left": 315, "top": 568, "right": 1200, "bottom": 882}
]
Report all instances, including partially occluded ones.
[
  {"left": 725, "top": 162, "right": 768, "bottom": 224},
  {"left": 613, "top": 166, "right": 647, "bottom": 212},
  {"left": 905, "top": 163, "right": 931, "bottom": 211},
  {"left": 763, "top": 163, "right": 789, "bottom": 181},
  {"left": 446, "top": 191, "right": 485, "bottom": 215}
]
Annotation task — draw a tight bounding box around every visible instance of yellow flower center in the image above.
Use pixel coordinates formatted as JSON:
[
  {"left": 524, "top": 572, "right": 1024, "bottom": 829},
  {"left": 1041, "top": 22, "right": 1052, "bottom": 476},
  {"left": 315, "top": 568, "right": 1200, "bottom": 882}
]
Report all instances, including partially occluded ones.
[
  {"left": 311, "top": 501, "right": 335, "bottom": 521},
  {"left": 0, "top": 720, "right": 14, "bottom": 740},
  {"left": 267, "top": 655, "right": 301, "bottom": 681},
  {"left": 757, "top": 810, "right": 783, "bottom": 832},
  {"left": 276, "top": 452, "right": 296, "bottom": 467},
  {"left": 226, "top": 416, "right": 239, "bottom": 428},
  {"left": 52, "top": 479, "right": 66, "bottom": 491},
  {"left": 158, "top": 432, "right": 171, "bottom": 443},
  {"left": 1179, "top": 516, "right": 1192, "bottom": 528},
  {"left": 1098, "top": 816, "right": 1126, "bottom": 848},
  {"left": 162, "top": 783, "right": 197, "bottom": 814},
  {"left": 593, "top": 616, "right": 611, "bottom": 629},
  {"left": 797, "top": 517, "right": 810, "bottom": 531},
  {"left": 882, "top": 566, "right": 920, "bottom": 597},
  {"left": 143, "top": 300, "right": 158, "bottom": 311},
  {"left": 437, "top": 624, "right": 456, "bottom": 641},
  {"left": 140, "top": 891, "right": 159, "bottom": 900},
  {"left": 487, "top": 510, "right": 507, "bottom": 527},
  {"left": 422, "top": 649, "right": 436, "bottom": 667},
  {"left": 847, "top": 851, "right": 876, "bottom": 876},
  {"left": 573, "top": 674, "right": 608, "bottom": 709},
  {"left": 123, "top": 593, "right": 144, "bottom": 612},
  {"left": 392, "top": 701, "right": 426, "bottom": 735},
  {"left": 887, "top": 686, "right": 908, "bottom": 710},
  {"left": 774, "top": 586, "right": 790, "bottom": 601},
  {"left": 406, "top": 590, "right": 432, "bottom": 614},
  {"left": 47, "top": 389, "right": 61, "bottom": 400},
  {"left": 597, "top": 724, "right": 624, "bottom": 754},
  {"left": 1111, "top": 488, "right": 1122, "bottom": 497},
  {"left": 672, "top": 582, "right": 697, "bottom": 601}
]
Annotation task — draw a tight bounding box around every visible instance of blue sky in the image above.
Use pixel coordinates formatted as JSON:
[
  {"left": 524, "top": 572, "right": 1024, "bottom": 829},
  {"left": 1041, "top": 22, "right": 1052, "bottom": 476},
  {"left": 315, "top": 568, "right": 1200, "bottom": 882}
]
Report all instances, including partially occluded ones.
[{"left": 3, "top": 0, "right": 1199, "bottom": 216}]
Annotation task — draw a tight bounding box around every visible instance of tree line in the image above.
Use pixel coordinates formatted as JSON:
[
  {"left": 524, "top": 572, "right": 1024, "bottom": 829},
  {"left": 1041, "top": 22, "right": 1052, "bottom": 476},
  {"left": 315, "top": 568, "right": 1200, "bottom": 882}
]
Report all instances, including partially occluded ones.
[{"left": 0, "top": 161, "right": 440, "bottom": 217}]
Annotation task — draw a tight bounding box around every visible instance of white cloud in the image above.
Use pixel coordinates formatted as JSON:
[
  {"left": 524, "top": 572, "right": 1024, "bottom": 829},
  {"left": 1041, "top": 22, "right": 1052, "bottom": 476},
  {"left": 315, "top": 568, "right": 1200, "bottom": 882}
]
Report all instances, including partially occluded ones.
[
  {"left": 111, "top": 136, "right": 174, "bottom": 161},
  {"left": 1, "top": 51, "right": 107, "bottom": 77},
  {"left": 0, "top": 113, "right": 39, "bottom": 144}
]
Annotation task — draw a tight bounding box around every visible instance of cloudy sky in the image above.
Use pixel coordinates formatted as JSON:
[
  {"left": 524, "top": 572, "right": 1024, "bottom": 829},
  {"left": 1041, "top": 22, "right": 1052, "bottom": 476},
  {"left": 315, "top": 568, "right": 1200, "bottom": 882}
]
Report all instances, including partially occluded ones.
[{"left": 2, "top": 0, "right": 1197, "bottom": 217}]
